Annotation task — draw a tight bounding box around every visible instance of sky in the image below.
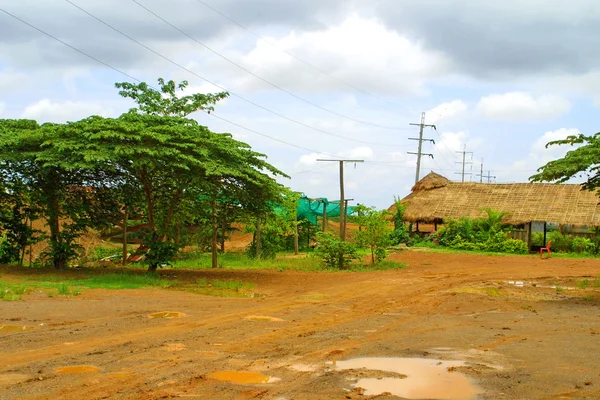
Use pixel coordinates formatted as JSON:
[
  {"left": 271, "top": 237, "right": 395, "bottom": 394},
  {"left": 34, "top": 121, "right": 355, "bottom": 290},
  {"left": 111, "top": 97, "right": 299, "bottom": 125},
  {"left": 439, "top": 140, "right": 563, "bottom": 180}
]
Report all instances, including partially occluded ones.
[{"left": 1, "top": 0, "right": 599, "bottom": 209}]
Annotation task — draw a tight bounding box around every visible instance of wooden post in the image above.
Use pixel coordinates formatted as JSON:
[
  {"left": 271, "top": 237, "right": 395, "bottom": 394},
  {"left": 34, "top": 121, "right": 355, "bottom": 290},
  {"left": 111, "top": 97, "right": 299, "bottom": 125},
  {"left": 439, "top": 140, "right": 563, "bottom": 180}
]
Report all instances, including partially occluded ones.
[
  {"left": 122, "top": 207, "right": 128, "bottom": 265},
  {"left": 294, "top": 212, "right": 299, "bottom": 255},
  {"left": 255, "top": 216, "right": 262, "bottom": 259},
  {"left": 322, "top": 201, "right": 328, "bottom": 232},
  {"left": 339, "top": 161, "right": 345, "bottom": 241},
  {"left": 526, "top": 221, "right": 532, "bottom": 250},
  {"left": 434, "top": 220, "right": 438, "bottom": 232},
  {"left": 416, "top": 221, "right": 420, "bottom": 233},
  {"left": 543, "top": 221, "right": 547, "bottom": 246}
]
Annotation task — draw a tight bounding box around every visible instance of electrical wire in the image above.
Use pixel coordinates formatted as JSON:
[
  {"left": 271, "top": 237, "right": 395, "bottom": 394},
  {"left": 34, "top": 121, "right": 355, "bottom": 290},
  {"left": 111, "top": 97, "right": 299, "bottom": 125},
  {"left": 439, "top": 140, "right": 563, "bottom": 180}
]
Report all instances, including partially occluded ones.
[
  {"left": 192, "top": 0, "right": 404, "bottom": 108},
  {"left": 131, "top": 0, "right": 409, "bottom": 131},
  {"left": 64, "top": 0, "right": 414, "bottom": 148},
  {"left": 0, "top": 6, "right": 339, "bottom": 160}
]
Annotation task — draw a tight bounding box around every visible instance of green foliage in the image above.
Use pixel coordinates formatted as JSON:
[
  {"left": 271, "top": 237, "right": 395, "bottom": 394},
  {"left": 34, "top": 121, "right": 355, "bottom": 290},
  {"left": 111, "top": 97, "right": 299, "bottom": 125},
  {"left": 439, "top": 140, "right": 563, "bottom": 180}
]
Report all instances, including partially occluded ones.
[
  {"left": 314, "top": 231, "right": 359, "bottom": 269},
  {"left": 92, "top": 246, "right": 120, "bottom": 261},
  {"left": 390, "top": 199, "right": 410, "bottom": 245},
  {"left": 432, "top": 209, "right": 527, "bottom": 254},
  {"left": 530, "top": 132, "right": 600, "bottom": 191},
  {"left": 355, "top": 205, "right": 393, "bottom": 264}
]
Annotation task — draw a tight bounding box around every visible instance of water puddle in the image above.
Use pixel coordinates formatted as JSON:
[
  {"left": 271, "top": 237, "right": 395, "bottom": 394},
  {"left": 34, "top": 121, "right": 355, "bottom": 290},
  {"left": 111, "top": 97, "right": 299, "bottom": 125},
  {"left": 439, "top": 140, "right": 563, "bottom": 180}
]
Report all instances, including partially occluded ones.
[
  {"left": 55, "top": 365, "right": 101, "bottom": 374},
  {"left": 506, "top": 281, "right": 576, "bottom": 290},
  {"left": 245, "top": 315, "right": 284, "bottom": 322},
  {"left": 208, "top": 370, "right": 279, "bottom": 384},
  {"left": 331, "top": 357, "right": 481, "bottom": 400},
  {"left": 0, "top": 325, "right": 35, "bottom": 333},
  {"left": 0, "top": 373, "right": 31, "bottom": 386},
  {"left": 147, "top": 311, "right": 185, "bottom": 319}
]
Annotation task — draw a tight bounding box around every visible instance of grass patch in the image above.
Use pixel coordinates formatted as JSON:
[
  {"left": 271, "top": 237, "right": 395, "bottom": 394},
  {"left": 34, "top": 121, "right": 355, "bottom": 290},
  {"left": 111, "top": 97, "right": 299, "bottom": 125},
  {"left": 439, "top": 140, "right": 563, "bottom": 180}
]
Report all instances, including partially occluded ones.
[
  {"left": 577, "top": 279, "right": 590, "bottom": 289},
  {"left": 171, "top": 252, "right": 324, "bottom": 271}
]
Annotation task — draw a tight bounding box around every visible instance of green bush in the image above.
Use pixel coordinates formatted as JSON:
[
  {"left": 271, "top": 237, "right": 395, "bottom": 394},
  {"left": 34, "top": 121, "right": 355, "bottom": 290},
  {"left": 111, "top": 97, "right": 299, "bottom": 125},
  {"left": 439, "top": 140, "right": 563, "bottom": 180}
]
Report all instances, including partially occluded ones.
[
  {"left": 572, "top": 237, "right": 595, "bottom": 253},
  {"left": 499, "top": 238, "right": 529, "bottom": 254},
  {"left": 547, "top": 231, "right": 573, "bottom": 252},
  {"left": 531, "top": 232, "right": 545, "bottom": 247},
  {"left": 314, "top": 232, "right": 359, "bottom": 269},
  {"left": 92, "top": 246, "right": 120, "bottom": 261}
]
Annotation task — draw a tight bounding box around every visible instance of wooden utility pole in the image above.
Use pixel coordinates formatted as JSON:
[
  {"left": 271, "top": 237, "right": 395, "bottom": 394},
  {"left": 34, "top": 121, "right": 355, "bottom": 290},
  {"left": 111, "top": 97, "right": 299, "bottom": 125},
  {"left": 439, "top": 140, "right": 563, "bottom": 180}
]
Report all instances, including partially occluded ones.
[
  {"left": 316, "top": 159, "right": 364, "bottom": 241},
  {"left": 409, "top": 112, "right": 436, "bottom": 184},
  {"left": 455, "top": 144, "right": 473, "bottom": 182}
]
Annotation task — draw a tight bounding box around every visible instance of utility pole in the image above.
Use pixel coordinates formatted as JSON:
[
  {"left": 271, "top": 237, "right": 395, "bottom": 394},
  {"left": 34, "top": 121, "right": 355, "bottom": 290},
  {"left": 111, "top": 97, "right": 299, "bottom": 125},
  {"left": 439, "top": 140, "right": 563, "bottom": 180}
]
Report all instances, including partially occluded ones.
[
  {"left": 476, "top": 158, "right": 484, "bottom": 183},
  {"left": 408, "top": 112, "right": 436, "bottom": 184},
  {"left": 485, "top": 171, "right": 496, "bottom": 183},
  {"left": 316, "top": 159, "right": 364, "bottom": 242},
  {"left": 455, "top": 144, "right": 473, "bottom": 183}
]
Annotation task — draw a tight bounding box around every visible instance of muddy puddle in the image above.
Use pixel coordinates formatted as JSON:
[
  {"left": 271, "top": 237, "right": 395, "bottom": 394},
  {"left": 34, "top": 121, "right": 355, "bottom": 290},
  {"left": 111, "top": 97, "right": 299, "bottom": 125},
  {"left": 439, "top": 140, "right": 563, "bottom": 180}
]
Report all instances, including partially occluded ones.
[
  {"left": 55, "top": 365, "right": 101, "bottom": 374},
  {"left": 208, "top": 371, "right": 280, "bottom": 384},
  {"left": 332, "top": 357, "right": 481, "bottom": 400},
  {"left": 147, "top": 311, "right": 185, "bottom": 319},
  {"left": 0, "top": 373, "right": 31, "bottom": 386},
  {"left": 506, "top": 280, "right": 576, "bottom": 290},
  {"left": 245, "top": 315, "right": 284, "bottom": 322},
  {"left": 0, "top": 325, "right": 35, "bottom": 333}
]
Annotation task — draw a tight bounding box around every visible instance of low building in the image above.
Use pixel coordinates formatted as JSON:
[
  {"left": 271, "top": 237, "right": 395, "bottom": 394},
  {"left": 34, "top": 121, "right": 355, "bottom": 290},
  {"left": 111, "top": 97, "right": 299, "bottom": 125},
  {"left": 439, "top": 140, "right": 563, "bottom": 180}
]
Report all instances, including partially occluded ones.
[{"left": 392, "top": 172, "right": 600, "bottom": 247}]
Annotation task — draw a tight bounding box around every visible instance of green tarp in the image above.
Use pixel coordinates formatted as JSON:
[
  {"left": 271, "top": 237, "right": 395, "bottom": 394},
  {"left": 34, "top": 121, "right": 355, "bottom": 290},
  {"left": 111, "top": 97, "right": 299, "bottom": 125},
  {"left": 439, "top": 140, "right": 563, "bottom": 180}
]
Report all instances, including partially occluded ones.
[{"left": 296, "top": 197, "right": 356, "bottom": 225}]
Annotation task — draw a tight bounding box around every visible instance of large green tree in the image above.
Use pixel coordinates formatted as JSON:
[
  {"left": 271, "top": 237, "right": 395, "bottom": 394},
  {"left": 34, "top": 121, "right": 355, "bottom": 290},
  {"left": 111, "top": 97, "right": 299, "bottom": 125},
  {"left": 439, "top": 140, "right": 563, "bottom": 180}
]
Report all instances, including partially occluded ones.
[
  {"left": 0, "top": 119, "right": 121, "bottom": 269},
  {"left": 530, "top": 132, "right": 600, "bottom": 191}
]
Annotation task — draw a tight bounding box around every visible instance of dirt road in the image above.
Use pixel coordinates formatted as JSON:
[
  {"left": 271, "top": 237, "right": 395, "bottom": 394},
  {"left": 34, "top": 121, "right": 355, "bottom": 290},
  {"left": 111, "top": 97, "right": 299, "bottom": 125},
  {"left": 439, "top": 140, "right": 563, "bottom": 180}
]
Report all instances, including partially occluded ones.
[{"left": 2, "top": 250, "right": 600, "bottom": 399}]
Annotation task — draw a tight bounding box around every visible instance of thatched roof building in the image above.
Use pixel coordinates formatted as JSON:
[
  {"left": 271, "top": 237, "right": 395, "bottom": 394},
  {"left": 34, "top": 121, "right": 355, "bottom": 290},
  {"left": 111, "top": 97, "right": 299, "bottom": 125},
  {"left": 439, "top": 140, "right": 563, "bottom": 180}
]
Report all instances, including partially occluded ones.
[{"left": 393, "top": 172, "right": 600, "bottom": 226}]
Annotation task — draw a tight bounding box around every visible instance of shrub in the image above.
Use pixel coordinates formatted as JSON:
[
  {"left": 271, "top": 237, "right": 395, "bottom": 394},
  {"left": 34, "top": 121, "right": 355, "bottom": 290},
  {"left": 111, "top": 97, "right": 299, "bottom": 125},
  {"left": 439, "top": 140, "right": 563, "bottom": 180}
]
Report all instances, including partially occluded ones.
[
  {"left": 572, "top": 237, "right": 595, "bottom": 253},
  {"left": 500, "top": 238, "right": 529, "bottom": 254},
  {"left": 547, "top": 231, "right": 573, "bottom": 252},
  {"left": 314, "top": 232, "right": 359, "bottom": 269}
]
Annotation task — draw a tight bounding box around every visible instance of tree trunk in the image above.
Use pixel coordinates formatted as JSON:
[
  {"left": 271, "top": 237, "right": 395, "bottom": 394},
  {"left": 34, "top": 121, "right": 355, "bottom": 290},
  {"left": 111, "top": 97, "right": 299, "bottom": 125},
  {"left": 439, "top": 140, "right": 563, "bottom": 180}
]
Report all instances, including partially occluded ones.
[
  {"left": 255, "top": 216, "right": 262, "bottom": 259},
  {"left": 220, "top": 214, "right": 227, "bottom": 253},
  {"left": 371, "top": 246, "right": 375, "bottom": 265},
  {"left": 122, "top": 207, "right": 128, "bottom": 266},
  {"left": 211, "top": 192, "right": 218, "bottom": 269},
  {"left": 47, "top": 191, "right": 65, "bottom": 270}
]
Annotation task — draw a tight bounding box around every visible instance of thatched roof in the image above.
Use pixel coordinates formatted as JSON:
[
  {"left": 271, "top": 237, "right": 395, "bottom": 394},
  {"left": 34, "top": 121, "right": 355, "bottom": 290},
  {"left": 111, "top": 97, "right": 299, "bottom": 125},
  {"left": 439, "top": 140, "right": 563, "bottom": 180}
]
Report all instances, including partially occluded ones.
[{"left": 395, "top": 172, "right": 600, "bottom": 226}]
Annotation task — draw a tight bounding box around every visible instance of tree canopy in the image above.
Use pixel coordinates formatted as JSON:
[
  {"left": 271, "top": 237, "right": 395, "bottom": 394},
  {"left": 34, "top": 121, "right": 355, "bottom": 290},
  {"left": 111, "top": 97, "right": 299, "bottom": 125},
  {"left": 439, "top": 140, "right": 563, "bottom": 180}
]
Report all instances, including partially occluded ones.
[{"left": 530, "top": 132, "right": 600, "bottom": 192}]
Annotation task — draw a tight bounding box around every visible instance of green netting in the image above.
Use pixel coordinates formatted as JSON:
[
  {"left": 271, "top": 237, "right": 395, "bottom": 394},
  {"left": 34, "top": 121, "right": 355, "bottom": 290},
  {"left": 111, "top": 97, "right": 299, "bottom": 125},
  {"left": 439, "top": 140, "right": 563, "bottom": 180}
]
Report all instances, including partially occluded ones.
[{"left": 296, "top": 197, "right": 356, "bottom": 225}]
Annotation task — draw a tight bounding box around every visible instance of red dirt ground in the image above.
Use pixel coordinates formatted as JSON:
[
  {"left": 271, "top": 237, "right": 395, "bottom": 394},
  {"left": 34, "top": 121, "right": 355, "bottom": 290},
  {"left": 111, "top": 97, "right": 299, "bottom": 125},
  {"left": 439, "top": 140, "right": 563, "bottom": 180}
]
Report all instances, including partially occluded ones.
[{"left": 2, "top": 250, "right": 600, "bottom": 399}]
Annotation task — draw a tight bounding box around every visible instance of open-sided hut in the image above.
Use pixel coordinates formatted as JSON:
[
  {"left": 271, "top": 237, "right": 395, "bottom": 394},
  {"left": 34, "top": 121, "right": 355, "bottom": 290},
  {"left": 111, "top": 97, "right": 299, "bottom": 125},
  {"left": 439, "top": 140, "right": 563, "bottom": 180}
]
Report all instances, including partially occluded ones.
[{"left": 392, "top": 172, "right": 600, "bottom": 247}]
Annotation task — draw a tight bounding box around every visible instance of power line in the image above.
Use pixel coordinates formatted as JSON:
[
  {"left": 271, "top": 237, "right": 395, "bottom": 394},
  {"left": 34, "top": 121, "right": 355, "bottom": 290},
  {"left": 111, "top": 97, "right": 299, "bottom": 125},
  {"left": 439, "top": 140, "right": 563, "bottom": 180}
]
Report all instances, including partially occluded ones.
[
  {"left": 0, "top": 6, "right": 342, "bottom": 160},
  {"left": 408, "top": 112, "right": 436, "bottom": 184},
  {"left": 0, "top": 7, "right": 144, "bottom": 85},
  {"left": 454, "top": 144, "right": 473, "bottom": 183},
  {"left": 131, "top": 0, "right": 407, "bottom": 131},
  {"left": 64, "top": 0, "right": 412, "bottom": 148},
  {"left": 192, "top": 0, "right": 403, "bottom": 108}
]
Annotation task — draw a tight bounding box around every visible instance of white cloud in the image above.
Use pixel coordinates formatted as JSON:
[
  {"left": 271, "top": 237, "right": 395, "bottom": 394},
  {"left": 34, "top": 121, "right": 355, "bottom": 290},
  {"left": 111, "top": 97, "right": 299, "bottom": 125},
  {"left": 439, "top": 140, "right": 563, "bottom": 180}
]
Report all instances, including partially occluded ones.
[
  {"left": 21, "top": 99, "right": 115, "bottom": 123},
  {"left": 0, "top": 102, "right": 5, "bottom": 115},
  {"left": 0, "top": 69, "right": 29, "bottom": 93},
  {"left": 548, "top": 70, "right": 600, "bottom": 107},
  {"left": 231, "top": 14, "right": 450, "bottom": 94},
  {"left": 497, "top": 128, "right": 579, "bottom": 182},
  {"left": 426, "top": 100, "right": 468, "bottom": 124},
  {"left": 476, "top": 92, "right": 571, "bottom": 120}
]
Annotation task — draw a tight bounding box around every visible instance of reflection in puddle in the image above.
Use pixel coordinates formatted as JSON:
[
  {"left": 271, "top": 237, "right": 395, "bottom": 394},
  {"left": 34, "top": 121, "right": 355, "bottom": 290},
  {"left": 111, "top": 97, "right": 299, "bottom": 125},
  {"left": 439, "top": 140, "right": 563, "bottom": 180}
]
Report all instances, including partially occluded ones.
[
  {"left": 208, "top": 371, "right": 279, "bottom": 384},
  {"left": 55, "top": 365, "right": 101, "bottom": 374},
  {"left": 506, "top": 281, "right": 576, "bottom": 290},
  {"left": 332, "top": 357, "right": 481, "bottom": 400},
  {"left": 0, "top": 325, "right": 35, "bottom": 333},
  {"left": 147, "top": 312, "right": 185, "bottom": 319},
  {"left": 0, "top": 373, "right": 31, "bottom": 386}
]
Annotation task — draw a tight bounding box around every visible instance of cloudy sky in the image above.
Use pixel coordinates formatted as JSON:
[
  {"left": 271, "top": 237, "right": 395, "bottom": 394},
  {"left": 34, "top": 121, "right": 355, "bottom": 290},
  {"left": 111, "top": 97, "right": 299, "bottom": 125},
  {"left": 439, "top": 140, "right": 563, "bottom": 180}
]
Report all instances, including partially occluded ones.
[{"left": 1, "top": 0, "right": 599, "bottom": 208}]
